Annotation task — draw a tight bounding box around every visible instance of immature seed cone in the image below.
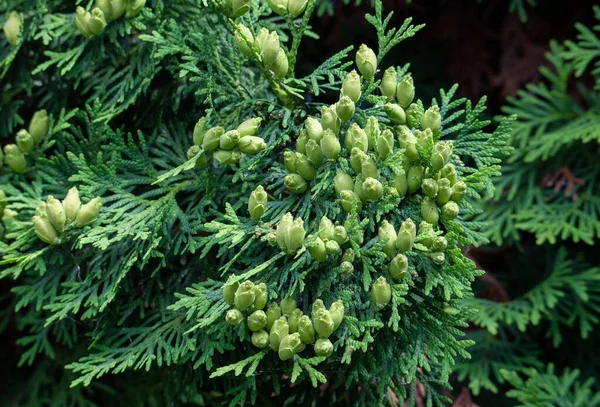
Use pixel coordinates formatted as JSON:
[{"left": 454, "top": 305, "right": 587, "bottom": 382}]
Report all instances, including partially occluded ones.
[
  {"left": 329, "top": 300, "right": 344, "bottom": 331},
  {"left": 340, "top": 190, "right": 362, "bottom": 213},
  {"left": 377, "top": 129, "right": 394, "bottom": 159},
  {"left": 288, "top": 308, "right": 303, "bottom": 333},
  {"left": 363, "top": 177, "right": 383, "bottom": 201},
  {"left": 451, "top": 181, "right": 467, "bottom": 202},
  {"left": 298, "top": 315, "right": 315, "bottom": 344},
  {"left": 287, "top": 0, "right": 309, "bottom": 18},
  {"left": 125, "top": 0, "right": 146, "bottom": 18},
  {"left": 214, "top": 150, "right": 242, "bottom": 165},
  {"left": 266, "top": 302, "right": 282, "bottom": 331},
  {"left": 308, "top": 236, "right": 327, "bottom": 262},
  {"left": 276, "top": 213, "right": 293, "bottom": 252},
  {"left": 355, "top": 44, "right": 377, "bottom": 79},
  {"left": 422, "top": 178, "right": 439, "bottom": 199},
  {"left": 380, "top": 67, "right": 397, "bottom": 101},
  {"left": 441, "top": 201, "right": 459, "bottom": 220},
  {"left": 295, "top": 153, "right": 316, "bottom": 181},
  {"left": 312, "top": 308, "right": 334, "bottom": 338},
  {"left": 252, "top": 330, "right": 269, "bottom": 348},
  {"left": 336, "top": 96, "right": 355, "bottom": 123},
  {"left": 285, "top": 217, "right": 305, "bottom": 253},
  {"left": 280, "top": 297, "right": 297, "bottom": 316},
  {"left": 192, "top": 117, "right": 207, "bottom": 146},
  {"left": 342, "top": 248, "right": 355, "bottom": 263},
  {"left": 314, "top": 338, "right": 333, "bottom": 357},
  {"left": 219, "top": 130, "right": 240, "bottom": 150},
  {"left": 341, "top": 70, "right": 362, "bottom": 102},
  {"left": 332, "top": 225, "right": 348, "bottom": 245},
  {"left": 88, "top": 8, "right": 107, "bottom": 37},
  {"left": 272, "top": 49, "right": 289, "bottom": 80},
  {"left": 226, "top": 309, "right": 244, "bottom": 325},
  {"left": 320, "top": 105, "right": 340, "bottom": 135},
  {"left": 396, "top": 219, "right": 416, "bottom": 253},
  {"left": 62, "top": 187, "right": 81, "bottom": 224},
  {"left": 248, "top": 185, "right": 268, "bottom": 221},
  {"left": 225, "top": 0, "right": 251, "bottom": 18},
  {"left": 334, "top": 171, "right": 354, "bottom": 196},
  {"left": 222, "top": 275, "right": 239, "bottom": 305},
  {"left": 279, "top": 333, "right": 305, "bottom": 361},
  {"left": 325, "top": 239, "right": 340, "bottom": 255},
  {"left": 74, "top": 7, "right": 94, "bottom": 39},
  {"left": 421, "top": 197, "right": 439, "bottom": 225},
  {"left": 202, "top": 126, "right": 224, "bottom": 151},
  {"left": 238, "top": 136, "right": 266, "bottom": 155},
  {"left": 284, "top": 150, "right": 297, "bottom": 173},
  {"left": 305, "top": 139, "right": 324, "bottom": 167},
  {"left": 296, "top": 130, "right": 308, "bottom": 154},
  {"left": 234, "top": 280, "right": 256, "bottom": 311},
  {"left": 235, "top": 25, "right": 254, "bottom": 57},
  {"left": 345, "top": 123, "right": 368, "bottom": 153},
  {"left": 349, "top": 148, "right": 364, "bottom": 174},
  {"left": 441, "top": 164, "right": 458, "bottom": 185},
  {"left": 384, "top": 103, "right": 406, "bottom": 125},
  {"left": 422, "top": 105, "right": 441, "bottom": 132},
  {"left": 311, "top": 299, "right": 325, "bottom": 318},
  {"left": 33, "top": 215, "right": 59, "bottom": 245},
  {"left": 253, "top": 283, "right": 268, "bottom": 310},
  {"left": 305, "top": 117, "right": 324, "bottom": 142},
  {"left": 407, "top": 165, "right": 425, "bottom": 194},
  {"left": 392, "top": 172, "right": 408, "bottom": 197},
  {"left": 318, "top": 216, "right": 335, "bottom": 241},
  {"left": 237, "top": 117, "right": 262, "bottom": 137},
  {"left": 3, "top": 11, "right": 22, "bottom": 46},
  {"left": 255, "top": 28, "right": 280, "bottom": 67},
  {"left": 396, "top": 74, "right": 415, "bottom": 108},
  {"left": 4, "top": 144, "right": 27, "bottom": 173},
  {"left": 431, "top": 252, "right": 445, "bottom": 265},
  {"left": 436, "top": 178, "right": 453, "bottom": 205},
  {"left": 340, "top": 261, "right": 354, "bottom": 276},
  {"left": 269, "top": 317, "right": 290, "bottom": 351},
  {"left": 406, "top": 102, "right": 423, "bottom": 129},
  {"left": 74, "top": 197, "right": 102, "bottom": 227},
  {"left": 247, "top": 310, "right": 268, "bottom": 332},
  {"left": 378, "top": 220, "right": 397, "bottom": 258},
  {"left": 389, "top": 253, "right": 408, "bottom": 280},
  {"left": 321, "top": 129, "right": 341, "bottom": 160},
  {"left": 360, "top": 155, "right": 378, "bottom": 179},
  {"left": 371, "top": 276, "right": 392, "bottom": 311},
  {"left": 16, "top": 130, "right": 34, "bottom": 154}
]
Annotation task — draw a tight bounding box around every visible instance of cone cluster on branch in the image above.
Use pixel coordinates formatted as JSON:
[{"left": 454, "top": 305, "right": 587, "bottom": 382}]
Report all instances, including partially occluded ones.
[
  {"left": 75, "top": 0, "right": 145, "bottom": 39},
  {"left": 1, "top": 110, "right": 49, "bottom": 174},
  {"left": 33, "top": 187, "right": 102, "bottom": 245},
  {"left": 306, "top": 216, "right": 348, "bottom": 262},
  {"left": 223, "top": 278, "right": 343, "bottom": 360},
  {"left": 187, "top": 116, "right": 266, "bottom": 167}
]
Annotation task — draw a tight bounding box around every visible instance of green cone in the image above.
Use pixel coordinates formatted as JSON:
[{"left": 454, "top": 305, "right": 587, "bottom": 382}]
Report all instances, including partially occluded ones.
[
  {"left": 288, "top": 309, "right": 303, "bottom": 333},
  {"left": 284, "top": 174, "right": 305, "bottom": 194},
  {"left": 235, "top": 25, "right": 254, "bottom": 57},
  {"left": 364, "top": 116, "right": 380, "bottom": 151},
  {"left": 436, "top": 178, "right": 453, "bottom": 205},
  {"left": 255, "top": 28, "right": 280, "bottom": 68},
  {"left": 380, "top": 67, "right": 397, "bottom": 101},
  {"left": 312, "top": 308, "right": 334, "bottom": 338},
  {"left": 345, "top": 123, "right": 368, "bottom": 153},
  {"left": 441, "top": 201, "right": 459, "bottom": 220},
  {"left": 281, "top": 297, "right": 297, "bottom": 316},
  {"left": 389, "top": 253, "right": 408, "bottom": 280},
  {"left": 308, "top": 236, "right": 327, "bottom": 262},
  {"left": 340, "top": 190, "right": 362, "bottom": 213},
  {"left": 284, "top": 150, "right": 297, "bottom": 173},
  {"left": 295, "top": 153, "right": 316, "bottom": 181},
  {"left": 319, "top": 216, "right": 335, "bottom": 241},
  {"left": 225, "top": 0, "right": 251, "bottom": 18},
  {"left": 314, "top": 338, "right": 333, "bottom": 357},
  {"left": 219, "top": 130, "right": 240, "bottom": 150},
  {"left": 341, "top": 70, "right": 362, "bottom": 102},
  {"left": 74, "top": 197, "right": 101, "bottom": 227},
  {"left": 340, "top": 261, "right": 354, "bottom": 276},
  {"left": 334, "top": 171, "right": 354, "bottom": 196},
  {"left": 305, "top": 139, "right": 324, "bottom": 167},
  {"left": 396, "top": 74, "right": 415, "bottom": 108},
  {"left": 88, "top": 8, "right": 107, "bottom": 37},
  {"left": 33, "top": 215, "right": 59, "bottom": 245},
  {"left": 377, "top": 129, "right": 394, "bottom": 159},
  {"left": 329, "top": 300, "right": 344, "bottom": 331},
  {"left": 311, "top": 299, "right": 325, "bottom": 318},
  {"left": 422, "top": 178, "right": 439, "bottom": 198},
  {"left": 325, "top": 239, "right": 340, "bottom": 255},
  {"left": 248, "top": 310, "right": 267, "bottom": 332},
  {"left": 125, "top": 0, "right": 145, "bottom": 18},
  {"left": 226, "top": 309, "right": 244, "bottom": 325},
  {"left": 371, "top": 276, "right": 392, "bottom": 311},
  {"left": 320, "top": 105, "right": 341, "bottom": 135},
  {"left": 222, "top": 275, "right": 239, "bottom": 305},
  {"left": 296, "top": 130, "right": 309, "bottom": 154},
  {"left": 342, "top": 248, "right": 355, "bottom": 263},
  {"left": 441, "top": 164, "right": 458, "bottom": 185},
  {"left": 396, "top": 219, "right": 416, "bottom": 253},
  {"left": 234, "top": 280, "right": 256, "bottom": 311},
  {"left": 252, "top": 330, "right": 269, "bottom": 348},
  {"left": 46, "top": 196, "right": 66, "bottom": 233},
  {"left": 269, "top": 317, "right": 289, "bottom": 351},
  {"left": 354, "top": 174, "right": 367, "bottom": 202},
  {"left": 75, "top": 7, "right": 94, "bottom": 39},
  {"left": 237, "top": 117, "right": 262, "bottom": 138},
  {"left": 360, "top": 155, "right": 378, "bottom": 179},
  {"left": 254, "top": 283, "right": 268, "bottom": 310},
  {"left": 421, "top": 197, "right": 439, "bottom": 225},
  {"left": 202, "top": 126, "right": 224, "bottom": 151},
  {"left": 431, "top": 252, "right": 445, "bottom": 265},
  {"left": 266, "top": 303, "right": 282, "bottom": 331},
  {"left": 333, "top": 226, "right": 348, "bottom": 245},
  {"left": 248, "top": 185, "right": 268, "bottom": 221},
  {"left": 305, "top": 117, "right": 323, "bottom": 142},
  {"left": 422, "top": 106, "right": 441, "bottom": 132},
  {"left": 406, "top": 102, "right": 423, "bottom": 129},
  {"left": 336, "top": 96, "right": 355, "bottom": 123},
  {"left": 4, "top": 144, "right": 27, "bottom": 173},
  {"left": 276, "top": 213, "right": 293, "bottom": 252},
  {"left": 355, "top": 44, "right": 377, "bottom": 79},
  {"left": 385, "top": 103, "right": 406, "bottom": 125},
  {"left": 285, "top": 217, "right": 305, "bottom": 253},
  {"left": 407, "top": 165, "right": 425, "bottom": 194},
  {"left": 272, "top": 48, "right": 289, "bottom": 80},
  {"left": 16, "top": 130, "right": 34, "bottom": 154},
  {"left": 363, "top": 177, "right": 383, "bottom": 201},
  {"left": 451, "top": 181, "right": 467, "bottom": 202},
  {"left": 378, "top": 220, "right": 397, "bottom": 258},
  {"left": 432, "top": 236, "right": 448, "bottom": 252},
  {"left": 298, "top": 315, "right": 316, "bottom": 344},
  {"left": 238, "top": 136, "right": 266, "bottom": 155},
  {"left": 3, "top": 11, "right": 22, "bottom": 46},
  {"left": 349, "top": 147, "right": 365, "bottom": 173},
  {"left": 392, "top": 172, "right": 408, "bottom": 197},
  {"left": 214, "top": 150, "right": 242, "bottom": 165},
  {"left": 279, "top": 333, "right": 305, "bottom": 361}
]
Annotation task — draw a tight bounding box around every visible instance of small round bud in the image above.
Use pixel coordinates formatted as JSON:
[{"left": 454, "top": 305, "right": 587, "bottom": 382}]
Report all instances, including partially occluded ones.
[
  {"left": 252, "top": 330, "right": 269, "bottom": 348},
  {"left": 363, "top": 177, "right": 383, "bottom": 201},
  {"left": 355, "top": 44, "right": 377, "bottom": 79},
  {"left": 325, "top": 239, "right": 340, "bottom": 255},
  {"left": 247, "top": 310, "right": 268, "bottom": 332},
  {"left": 432, "top": 236, "right": 448, "bottom": 252},
  {"left": 389, "top": 253, "right": 408, "bottom": 280},
  {"left": 396, "top": 74, "right": 415, "bottom": 108},
  {"left": 4, "top": 144, "right": 27, "bottom": 173},
  {"left": 341, "top": 70, "right": 362, "bottom": 102},
  {"left": 345, "top": 123, "right": 368, "bottom": 153},
  {"left": 342, "top": 248, "right": 355, "bottom": 263},
  {"left": 431, "top": 252, "right": 445, "bottom": 265},
  {"left": 320, "top": 105, "right": 341, "bottom": 135},
  {"left": 333, "top": 225, "right": 348, "bottom": 245},
  {"left": 314, "top": 338, "right": 333, "bottom": 357},
  {"left": 421, "top": 178, "right": 439, "bottom": 198},
  {"left": 380, "top": 67, "right": 397, "bottom": 101},
  {"left": 279, "top": 333, "right": 305, "bottom": 361},
  {"left": 311, "top": 299, "right": 325, "bottom": 318},
  {"left": 340, "top": 260, "right": 354, "bottom": 276},
  {"left": 305, "top": 117, "right": 324, "bottom": 142},
  {"left": 451, "top": 181, "right": 467, "bottom": 202},
  {"left": 441, "top": 201, "right": 459, "bottom": 220},
  {"left": 225, "top": 309, "right": 244, "bottom": 325},
  {"left": 371, "top": 276, "right": 392, "bottom": 311},
  {"left": 436, "top": 178, "right": 453, "bottom": 205},
  {"left": 441, "top": 164, "right": 458, "bottom": 185},
  {"left": 3, "top": 11, "right": 22, "bottom": 46}
]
